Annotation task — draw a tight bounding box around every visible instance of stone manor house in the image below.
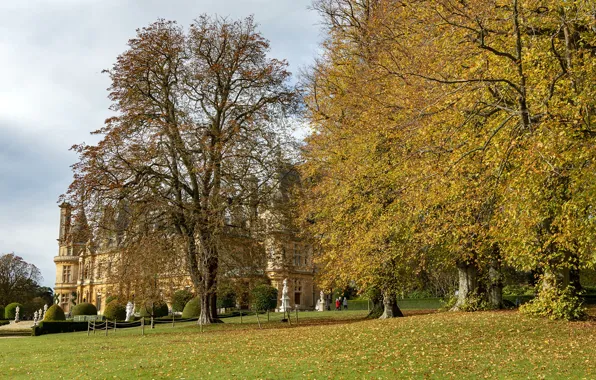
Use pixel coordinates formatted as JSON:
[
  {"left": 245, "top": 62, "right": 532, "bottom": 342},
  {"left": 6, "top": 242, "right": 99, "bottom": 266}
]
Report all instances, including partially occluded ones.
[{"left": 54, "top": 176, "right": 318, "bottom": 314}]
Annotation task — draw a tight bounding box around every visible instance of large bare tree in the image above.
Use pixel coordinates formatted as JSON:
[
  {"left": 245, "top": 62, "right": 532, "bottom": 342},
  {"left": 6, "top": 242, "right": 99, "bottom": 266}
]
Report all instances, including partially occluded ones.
[
  {"left": 65, "top": 15, "right": 296, "bottom": 323},
  {"left": 0, "top": 253, "right": 42, "bottom": 306}
]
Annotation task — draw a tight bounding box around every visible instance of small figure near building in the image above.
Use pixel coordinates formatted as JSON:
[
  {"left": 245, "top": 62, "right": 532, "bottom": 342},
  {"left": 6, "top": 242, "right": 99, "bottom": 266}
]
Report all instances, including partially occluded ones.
[{"left": 343, "top": 297, "right": 348, "bottom": 310}]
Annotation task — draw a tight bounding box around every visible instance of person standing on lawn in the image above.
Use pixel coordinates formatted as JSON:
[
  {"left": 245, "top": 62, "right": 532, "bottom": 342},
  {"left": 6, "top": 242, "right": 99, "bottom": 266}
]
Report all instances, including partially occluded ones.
[
  {"left": 335, "top": 298, "right": 340, "bottom": 311},
  {"left": 343, "top": 297, "right": 348, "bottom": 310}
]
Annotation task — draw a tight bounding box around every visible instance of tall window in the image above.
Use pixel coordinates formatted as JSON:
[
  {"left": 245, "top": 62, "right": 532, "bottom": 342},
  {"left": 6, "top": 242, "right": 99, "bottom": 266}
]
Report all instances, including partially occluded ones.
[
  {"left": 62, "top": 266, "right": 72, "bottom": 282},
  {"left": 293, "top": 243, "right": 302, "bottom": 267},
  {"left": 293, "top": 279, "right": 303, "bottom": 306},
  {"left": 61, "top": 293, "right": 70, "bottom": 308}
]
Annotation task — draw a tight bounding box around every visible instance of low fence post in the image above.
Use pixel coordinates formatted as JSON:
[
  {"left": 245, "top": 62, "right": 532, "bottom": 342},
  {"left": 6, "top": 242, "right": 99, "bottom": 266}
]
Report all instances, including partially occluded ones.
[
  {"left": 240, "top": 309, "right": 243, "bottom": 324},
  {"left": 105, "top": 322, "right": 108, "bottom": 337},
  {"left": 256, "top": 311, "right": 262, "bottom": 329},
  {"left": 87, "top": 320, "right": 90, "bottom": 336},
  {"left": 151, "top": 316, "right": 154, "bottom": 329},
  {"left": 93, "top": 321, "right": 96, "bottom": 335},
  {"left": 172, "top": 313, "right": 175, "bottom": 328},
  {"left": 295, "top": 308, "right": 298, "bottom": 324},
  {"left": 141, "top": 317, "right": 145, "bottom": 336},
  {"left": 114, "top": 320, "right": 117, "bottom": 333}
]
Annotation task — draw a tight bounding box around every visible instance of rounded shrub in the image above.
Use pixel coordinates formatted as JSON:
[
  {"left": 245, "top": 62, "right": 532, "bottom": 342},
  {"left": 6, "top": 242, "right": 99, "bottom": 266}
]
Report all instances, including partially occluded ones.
[
  {"left": 43, "top": 304, "right": 66, "bottom": 321},
  {"left": 216, "top": 286, "right": 236, "bottom": 309},
  {"left": 250, "top": 285, "right": 278, "bottom": 311},
  {"left": 139, "top": 302, "right": 169, "bottom": 318},
  {"left": 182, "top": 297, "right": 201, "bottom": 318},
  {"left": 103, "top": 301, "right": 126, "bottom": 321},
  {"left": 171, "top": 290, "right": 194, "bottom": 312},
  {"left": 71, "top": 302, "right": 98, "bottom": 316},
  {"left": 5, "top": 302, "right": 24, "bottom": 320},
  {"left": 520, "top": 285, "right": 586, "bottom": 321}
]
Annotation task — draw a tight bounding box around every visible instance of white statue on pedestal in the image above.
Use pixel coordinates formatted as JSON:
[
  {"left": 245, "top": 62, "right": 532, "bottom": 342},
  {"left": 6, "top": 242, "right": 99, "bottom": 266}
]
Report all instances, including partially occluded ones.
[
  {"left": 38, "top": 308, "right": 43, "bottom": 321},
  {"left": 43, "top": 304, "right": 48, "bottom": 320},
  {"left": 279, "top": 278, "right": 291, "bottom": 313},
  {"left": 33, "top": 311, "right": 38, "bottom": 326},
  {"left": 14, "top": 306, "right": 20, "bottom": 322},
  {"left": 125, "top": 302, "right": 134, "bottom": 322},
  {"left": 316, "top": 291, "right": 325, "bottom": 311}
]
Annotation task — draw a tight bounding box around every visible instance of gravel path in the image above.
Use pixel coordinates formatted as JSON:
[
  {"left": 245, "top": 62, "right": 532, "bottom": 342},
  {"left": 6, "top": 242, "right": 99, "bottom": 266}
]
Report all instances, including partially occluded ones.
[{"left": 0, "top": 321, "right": 34, "bottom": 330}]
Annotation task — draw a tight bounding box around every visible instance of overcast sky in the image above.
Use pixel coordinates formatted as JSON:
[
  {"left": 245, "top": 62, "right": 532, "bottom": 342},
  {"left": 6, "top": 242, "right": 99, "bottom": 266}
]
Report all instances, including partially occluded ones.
[{"left": 0, "top": 0, "right": 322, "bottom": 287}]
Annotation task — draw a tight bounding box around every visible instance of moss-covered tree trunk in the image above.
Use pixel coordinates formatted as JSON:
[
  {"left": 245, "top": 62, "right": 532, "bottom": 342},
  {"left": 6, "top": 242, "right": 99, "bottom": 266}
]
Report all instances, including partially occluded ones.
[
  {"left": 451, "top": 261, "right": 479, "bottom": 311},
  {"left": 487, "top": 246, "right": 503, "bottom": 309},
  {"left": 379, "top": 289, "right": 403, "bottom": 319}
]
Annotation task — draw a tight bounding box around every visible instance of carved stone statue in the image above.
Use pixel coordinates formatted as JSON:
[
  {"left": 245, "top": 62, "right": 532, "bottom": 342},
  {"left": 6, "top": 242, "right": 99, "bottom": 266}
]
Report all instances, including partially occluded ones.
[
  {"left": 125, "top": 301, "right": 134, "bottom": 322},
  {"left": 278, "top": 278, "right": 291, "bottom": 313},
  {"left": 14, "top": 306, "right": 20, "bottom": 322},
  {"left": 39, "top": 308, "right": 43, "bottom": 321},
  {"left": 43, "top": 304, "right": 48, "bottom": 320},
  {"left": 316, "top": 291, "right": 325, "bottom": 312},
  {"left": 33, "top": 311, "right": 39, "bottom": 326}
]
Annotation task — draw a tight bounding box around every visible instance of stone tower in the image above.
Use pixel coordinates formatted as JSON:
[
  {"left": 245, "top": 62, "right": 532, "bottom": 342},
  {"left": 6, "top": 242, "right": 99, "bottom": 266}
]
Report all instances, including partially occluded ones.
[{"left": 54, "top": 203, "right": 80, "bottom": 312}]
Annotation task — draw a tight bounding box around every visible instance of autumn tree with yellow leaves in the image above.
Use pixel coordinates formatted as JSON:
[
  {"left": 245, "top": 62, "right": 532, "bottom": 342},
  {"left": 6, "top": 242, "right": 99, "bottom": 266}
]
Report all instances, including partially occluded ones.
[{"left": 300, "top": 0, "right": 595, "bottom": 319}]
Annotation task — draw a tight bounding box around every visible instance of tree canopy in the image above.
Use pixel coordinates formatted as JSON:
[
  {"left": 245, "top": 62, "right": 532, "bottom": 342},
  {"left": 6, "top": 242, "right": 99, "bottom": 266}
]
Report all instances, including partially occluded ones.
[
  {"left": 299, "top": 0, "right": 596, "bottom": 319},
  {"left": 64, "top": 15, "right": 297, "bottom": 324}
]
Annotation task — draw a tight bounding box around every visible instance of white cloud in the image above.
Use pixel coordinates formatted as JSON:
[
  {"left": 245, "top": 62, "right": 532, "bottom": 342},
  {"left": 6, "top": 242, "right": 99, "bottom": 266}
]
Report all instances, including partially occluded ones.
[{"left": 0, "top": 0, "right": 321, "bottom": 287}]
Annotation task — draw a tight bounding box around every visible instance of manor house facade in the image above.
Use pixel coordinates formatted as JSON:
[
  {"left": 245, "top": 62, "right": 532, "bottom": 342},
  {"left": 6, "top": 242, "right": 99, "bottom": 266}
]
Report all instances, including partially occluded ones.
[{"left": 53, "top": 202, "right": 318, "bottom": 314}]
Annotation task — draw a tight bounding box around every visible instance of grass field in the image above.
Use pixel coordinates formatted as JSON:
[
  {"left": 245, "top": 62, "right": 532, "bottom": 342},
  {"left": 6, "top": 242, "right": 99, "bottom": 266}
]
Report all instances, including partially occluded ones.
[{"left": 1, "top": 309, "right": 595, "bottom": 379}]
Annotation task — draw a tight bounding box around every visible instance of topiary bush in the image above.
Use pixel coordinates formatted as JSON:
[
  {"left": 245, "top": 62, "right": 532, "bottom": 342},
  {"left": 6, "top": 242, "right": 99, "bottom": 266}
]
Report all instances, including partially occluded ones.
[
  {"left": 5, "top": 302, "right": 24, "bottom": 319},
  {"left": 182, "top": 297, "right": 201, "bottom": 318},
  {"left": 171, "top": 290, "right": 194, "bottom": 312},
  {"left": 103, "top": 300, "right": 126, "bottom": 321},
  {"left": 250, "top": 285, "right": 277, "bottom": 311},
  {"left": 71, "top": 302, "right": 98, "bottom": 316},
  {"left": 216, "top": 286, "right": 236, "bottom": 309},
  {"left": 520, "top": 285, "right": 587, "bottom": 321},
  {"left": 139, "top": 302, "right": 169, "bottom": 318},
  {"left": 43, "top": 304, "right": 66, "bottom": 321}
]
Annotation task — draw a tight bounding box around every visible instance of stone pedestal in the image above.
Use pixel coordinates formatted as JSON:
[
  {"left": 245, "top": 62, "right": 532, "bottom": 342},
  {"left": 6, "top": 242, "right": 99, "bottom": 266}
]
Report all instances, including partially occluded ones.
[{"left": 279, "top": 295, "right": 291, "bottom": 313}]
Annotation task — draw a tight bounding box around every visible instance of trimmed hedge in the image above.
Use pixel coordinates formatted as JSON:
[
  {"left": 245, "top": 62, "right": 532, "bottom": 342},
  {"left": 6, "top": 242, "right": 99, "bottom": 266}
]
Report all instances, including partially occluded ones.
[
  {"left": 103, "top": 301, "right": 126, "bottom": 321},
  {"left": 5, "top": 302, "right": 24, "bottom": 319},
  {"left": 43, "top": 304, "right": 66, "bottom": 321},
  {"left": 250, "top": 285, "right": 277, "bottom": 311},
  {"left": 0, "top": 320, "right": 9, "bottom": 327},
  {"left": 32, "top": 321, "right": 89, "bottom": 336},
  {"left": 171, "top": 290, "right": 194, "bottom": 312},
  {"left": 182, "top": 297, "right": 201, "bottom": 318},
  {"left": 139, "top": 302, "right": 168, "bottom": 318},
  {"left": 71, "top": 302, "right": 98, "bottom": 316},
  {"left": 0, "top": 306, "right": 4, "bottom": 320}
]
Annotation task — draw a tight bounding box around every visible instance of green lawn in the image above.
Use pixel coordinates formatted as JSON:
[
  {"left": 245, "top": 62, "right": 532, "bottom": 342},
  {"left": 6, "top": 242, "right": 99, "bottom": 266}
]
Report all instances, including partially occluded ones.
[{"left": 1, "top": 309, "right": 595, "bottom": 379}]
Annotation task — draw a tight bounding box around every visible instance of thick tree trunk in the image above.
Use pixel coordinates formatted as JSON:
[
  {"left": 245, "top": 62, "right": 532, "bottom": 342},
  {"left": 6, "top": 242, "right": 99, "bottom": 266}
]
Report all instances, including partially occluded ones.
[
  {"left": 487, "top": 245, "right": 503, "bottom": 309},
  {"left": 379, "top": 289, "right": 403, "bottom": 319},
  {"left": 198, "top": 255, "right": 221, "bottom": 324},
  {"left": 451, "top": 261, "right": 478, "bottom": 311}
]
